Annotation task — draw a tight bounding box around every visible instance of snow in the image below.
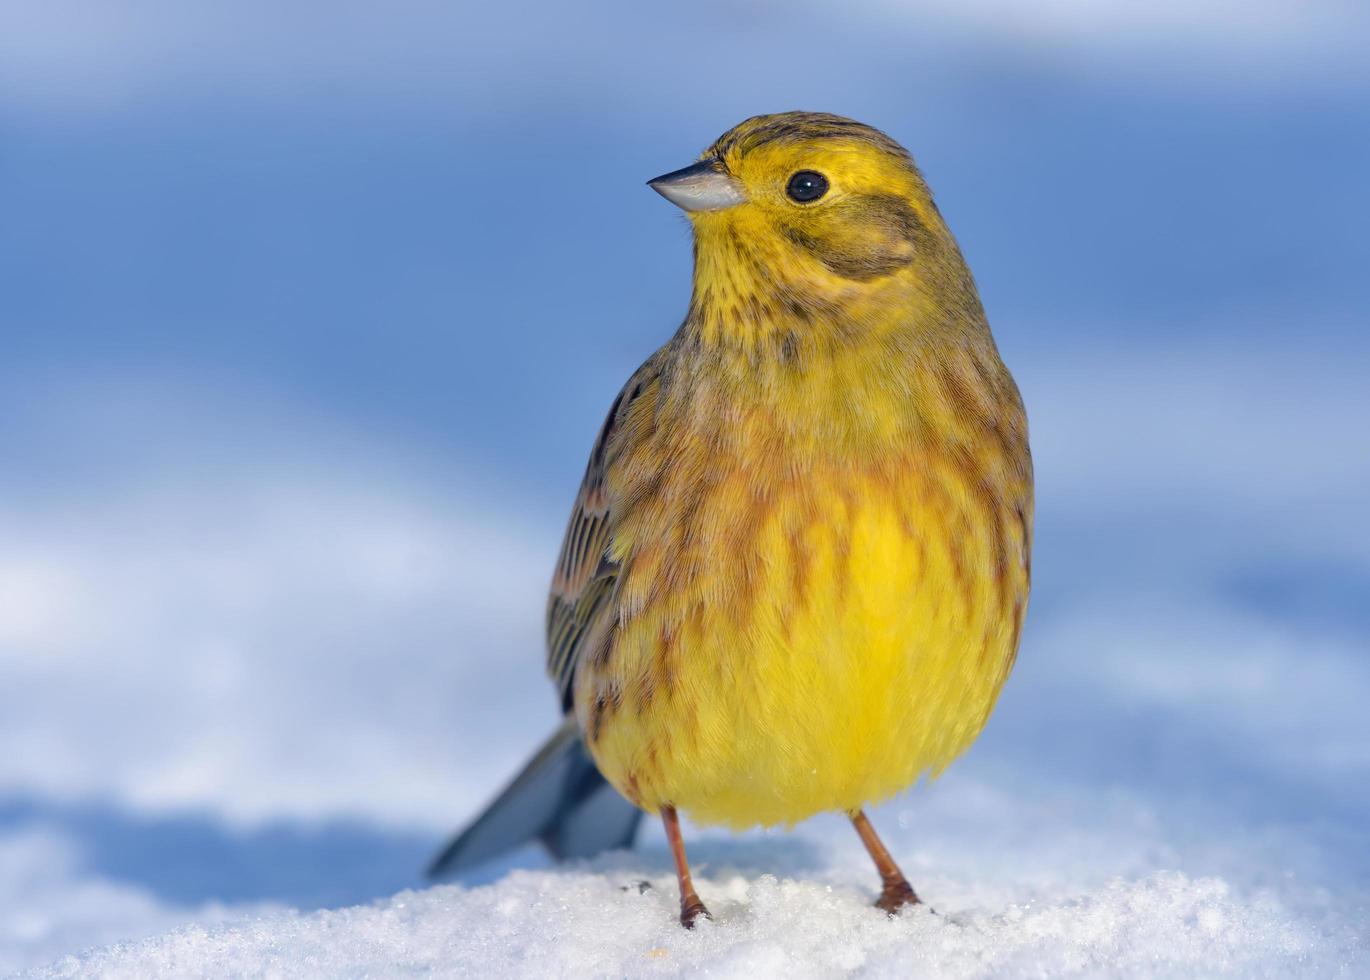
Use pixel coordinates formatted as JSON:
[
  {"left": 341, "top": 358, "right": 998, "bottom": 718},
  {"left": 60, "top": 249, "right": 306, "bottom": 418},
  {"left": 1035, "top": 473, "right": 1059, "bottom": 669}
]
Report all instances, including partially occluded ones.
[
  {"left": 3, "top": 340, "right": 1369, "bottom": 977},
  {"left": 18, "top": 795, "right": 1364, "bottom": 978},
  {"left": 20, "top": 868, "right": 1340, "bottom": 979}
]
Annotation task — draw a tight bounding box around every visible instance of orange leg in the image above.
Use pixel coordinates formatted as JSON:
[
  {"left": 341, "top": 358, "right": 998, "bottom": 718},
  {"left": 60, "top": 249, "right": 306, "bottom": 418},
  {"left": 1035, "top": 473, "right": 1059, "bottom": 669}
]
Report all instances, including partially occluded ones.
[
  {"left": 850, "top": 809, "right": 922, "bottom": 914},
  {"left": 661, "top": 805, "right": 711, "bottom": 928}
]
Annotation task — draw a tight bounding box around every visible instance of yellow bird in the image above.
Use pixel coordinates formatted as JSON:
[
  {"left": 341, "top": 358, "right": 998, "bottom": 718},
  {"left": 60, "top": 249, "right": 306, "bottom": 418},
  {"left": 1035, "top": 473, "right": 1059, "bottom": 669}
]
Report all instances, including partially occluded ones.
[{"left": 430, "top": 112, "right": 1032, "bottom": 928}]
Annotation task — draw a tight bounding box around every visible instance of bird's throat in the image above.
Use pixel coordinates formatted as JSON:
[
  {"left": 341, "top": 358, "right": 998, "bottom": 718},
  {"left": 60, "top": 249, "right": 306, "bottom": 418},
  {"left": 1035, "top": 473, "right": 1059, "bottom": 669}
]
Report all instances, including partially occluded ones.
[{"left": 682, "top": 215, "right": 934, "bottom": 361}]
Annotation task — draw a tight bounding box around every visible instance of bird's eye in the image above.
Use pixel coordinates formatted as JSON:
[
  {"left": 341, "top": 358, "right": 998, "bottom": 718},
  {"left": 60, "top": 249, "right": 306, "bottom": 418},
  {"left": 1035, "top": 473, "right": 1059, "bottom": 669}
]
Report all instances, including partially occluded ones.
[{"left": 786, "top": 170, "right": 829, "bottom": 203}]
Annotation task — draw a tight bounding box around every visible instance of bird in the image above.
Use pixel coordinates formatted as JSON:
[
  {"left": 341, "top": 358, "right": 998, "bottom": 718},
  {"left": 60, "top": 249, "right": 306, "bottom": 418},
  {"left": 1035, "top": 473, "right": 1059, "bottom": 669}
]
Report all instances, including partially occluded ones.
[{"left": 429, "top": 111, "right": 1033, "bottom": 928}]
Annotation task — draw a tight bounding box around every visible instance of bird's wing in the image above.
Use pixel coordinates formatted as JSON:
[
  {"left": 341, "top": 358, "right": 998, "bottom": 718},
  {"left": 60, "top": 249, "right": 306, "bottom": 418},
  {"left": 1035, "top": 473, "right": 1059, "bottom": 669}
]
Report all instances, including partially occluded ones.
[
  {"left": 546, "top": 356, "right": 662, "bottom": 712},
  {"left": 430, "top": 358, "right": 663, "bottom": 880}
]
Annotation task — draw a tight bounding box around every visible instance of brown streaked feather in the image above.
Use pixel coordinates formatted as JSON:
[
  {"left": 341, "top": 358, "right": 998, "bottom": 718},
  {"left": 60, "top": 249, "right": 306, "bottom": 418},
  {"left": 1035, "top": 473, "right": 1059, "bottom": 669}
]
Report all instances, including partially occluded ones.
[
  {"left": 707, "top": 112, "right": 913, "bottom": 166},
  {"left": 546, "top": 356, "right": 663, "bottom": 711}
]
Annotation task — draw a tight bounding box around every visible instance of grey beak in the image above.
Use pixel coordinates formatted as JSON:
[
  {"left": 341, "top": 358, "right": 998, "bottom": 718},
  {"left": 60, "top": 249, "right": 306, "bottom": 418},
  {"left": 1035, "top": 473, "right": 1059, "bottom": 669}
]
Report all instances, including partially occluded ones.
[{"left": 647, "top": 159, "right": 747, "bottom": 212}]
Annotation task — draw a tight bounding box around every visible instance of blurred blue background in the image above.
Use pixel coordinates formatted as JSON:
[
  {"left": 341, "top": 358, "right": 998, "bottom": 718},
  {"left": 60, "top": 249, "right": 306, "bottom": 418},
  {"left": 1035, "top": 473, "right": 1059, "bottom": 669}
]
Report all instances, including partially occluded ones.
[{"left": 1, "top": 1, "right": 1368, "bottom": 970}]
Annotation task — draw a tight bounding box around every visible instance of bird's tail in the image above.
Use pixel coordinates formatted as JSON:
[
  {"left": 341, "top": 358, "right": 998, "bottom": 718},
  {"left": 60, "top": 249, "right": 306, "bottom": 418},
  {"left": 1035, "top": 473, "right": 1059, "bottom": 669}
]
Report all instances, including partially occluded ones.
[{"left": 426, "top": 718, "right": 643, "bottom": 879}]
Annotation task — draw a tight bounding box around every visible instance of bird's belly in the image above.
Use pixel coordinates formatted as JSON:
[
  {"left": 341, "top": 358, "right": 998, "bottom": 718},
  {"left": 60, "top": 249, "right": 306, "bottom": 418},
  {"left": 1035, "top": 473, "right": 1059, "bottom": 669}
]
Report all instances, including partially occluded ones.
[{"left": 579, "top": 463, "right": 1028, "bottom": 829}]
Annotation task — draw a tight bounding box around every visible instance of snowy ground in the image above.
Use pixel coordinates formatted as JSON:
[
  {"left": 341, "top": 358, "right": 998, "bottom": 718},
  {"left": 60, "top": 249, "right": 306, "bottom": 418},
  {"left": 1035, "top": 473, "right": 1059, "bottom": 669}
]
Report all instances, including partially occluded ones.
[{"left": 2, "top": 339, "right": 1369, "bottom": 977}]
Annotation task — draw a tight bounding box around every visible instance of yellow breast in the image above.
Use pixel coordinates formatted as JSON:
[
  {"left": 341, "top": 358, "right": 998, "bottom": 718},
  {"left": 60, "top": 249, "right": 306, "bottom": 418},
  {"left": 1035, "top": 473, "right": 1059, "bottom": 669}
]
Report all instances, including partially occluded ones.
[{"left": 575, "top": 371, "right": 1031, "bottom": 827}]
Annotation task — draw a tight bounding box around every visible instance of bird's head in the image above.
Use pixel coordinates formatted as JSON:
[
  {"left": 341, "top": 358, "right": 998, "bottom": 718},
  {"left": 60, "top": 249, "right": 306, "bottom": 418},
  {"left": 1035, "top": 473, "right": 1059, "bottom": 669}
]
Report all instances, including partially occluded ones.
[{"left": 649, "top": 112, "right": 979, "bottom": 350}]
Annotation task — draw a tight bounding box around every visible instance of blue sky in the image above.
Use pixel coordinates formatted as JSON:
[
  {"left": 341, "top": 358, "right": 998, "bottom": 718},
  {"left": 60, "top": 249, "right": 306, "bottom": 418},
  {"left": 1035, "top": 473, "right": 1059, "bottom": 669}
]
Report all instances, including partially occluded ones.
[
  {"left": 1, "top": 2, "right": 1368, "bottom": 972},
  {"left": 3, "top": 0, "right": 1368, "bottom": 490}
]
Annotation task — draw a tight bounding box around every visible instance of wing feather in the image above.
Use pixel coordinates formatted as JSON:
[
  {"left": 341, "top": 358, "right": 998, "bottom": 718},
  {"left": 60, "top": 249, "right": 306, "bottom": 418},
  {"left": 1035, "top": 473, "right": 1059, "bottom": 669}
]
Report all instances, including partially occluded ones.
[{"left": 546, "top": 357, "right": 661, "bottom": 711}]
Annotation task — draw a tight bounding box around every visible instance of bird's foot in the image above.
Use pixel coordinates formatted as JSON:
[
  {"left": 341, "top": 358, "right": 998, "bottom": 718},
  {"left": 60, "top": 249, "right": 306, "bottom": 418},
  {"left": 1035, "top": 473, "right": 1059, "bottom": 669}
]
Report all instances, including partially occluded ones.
[
  {"left": 875, "top": 879, "right": 922, "bottom": 916},
  {"left": 680, "top": 892, "right": 712, "bottom": 929}
]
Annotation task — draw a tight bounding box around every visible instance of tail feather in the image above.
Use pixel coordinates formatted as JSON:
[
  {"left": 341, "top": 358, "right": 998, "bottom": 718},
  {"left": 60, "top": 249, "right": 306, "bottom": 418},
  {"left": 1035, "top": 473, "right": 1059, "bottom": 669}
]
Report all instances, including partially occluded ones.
[{"left": 427, "top": 719, "right": 642, "bottom": 879}]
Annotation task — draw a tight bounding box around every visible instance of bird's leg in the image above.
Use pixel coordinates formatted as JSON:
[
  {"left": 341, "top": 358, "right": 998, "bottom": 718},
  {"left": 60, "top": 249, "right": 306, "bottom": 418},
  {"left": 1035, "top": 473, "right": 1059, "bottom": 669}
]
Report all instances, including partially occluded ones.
[
  {"left": 661, "top": 804, "right": 711, "bottom": 928},
  {"left": 850, "top": 809, "right": 922, "bottom": 914}
]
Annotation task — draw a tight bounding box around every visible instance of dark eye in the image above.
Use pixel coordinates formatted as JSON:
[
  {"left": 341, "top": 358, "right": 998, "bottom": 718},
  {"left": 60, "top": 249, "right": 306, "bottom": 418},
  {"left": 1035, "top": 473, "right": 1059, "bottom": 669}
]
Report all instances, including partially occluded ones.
[{"left": 786, "top": 170, "right": 829, "bottom": 203}]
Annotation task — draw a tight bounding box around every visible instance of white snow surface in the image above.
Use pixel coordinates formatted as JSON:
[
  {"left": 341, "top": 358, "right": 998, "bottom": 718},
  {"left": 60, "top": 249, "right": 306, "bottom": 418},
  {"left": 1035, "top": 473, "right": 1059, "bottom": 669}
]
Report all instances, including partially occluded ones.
[
  {"left": 3, "top": 341, "right": 1369, "bottom": 976},
  {"left": 23, "top": 869, "right": 1345, "bottom": 979}
]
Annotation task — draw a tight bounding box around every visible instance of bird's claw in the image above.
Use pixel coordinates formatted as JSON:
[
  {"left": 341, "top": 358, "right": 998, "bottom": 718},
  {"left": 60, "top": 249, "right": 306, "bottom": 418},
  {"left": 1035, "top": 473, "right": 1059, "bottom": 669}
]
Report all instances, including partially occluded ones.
[
  {"left": 875, "top": 880, "right": 922, "bottom": 916},
  {"left": 680, "top": 895, "right": 712, "bottom": 929}
]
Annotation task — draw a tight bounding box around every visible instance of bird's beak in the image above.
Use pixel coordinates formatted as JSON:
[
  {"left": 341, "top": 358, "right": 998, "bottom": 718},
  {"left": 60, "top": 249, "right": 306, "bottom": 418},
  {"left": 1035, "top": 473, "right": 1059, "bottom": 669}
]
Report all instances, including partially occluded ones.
[{"left": 647, "top": 159, "right": 746, "bottom": 212}]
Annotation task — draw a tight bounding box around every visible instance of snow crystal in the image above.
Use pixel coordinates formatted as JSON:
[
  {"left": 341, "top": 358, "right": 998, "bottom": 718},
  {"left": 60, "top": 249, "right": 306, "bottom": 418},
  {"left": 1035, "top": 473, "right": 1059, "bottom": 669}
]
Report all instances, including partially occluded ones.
[{"left": 28, "top": 866, "right": 1356, "bottom": 979}]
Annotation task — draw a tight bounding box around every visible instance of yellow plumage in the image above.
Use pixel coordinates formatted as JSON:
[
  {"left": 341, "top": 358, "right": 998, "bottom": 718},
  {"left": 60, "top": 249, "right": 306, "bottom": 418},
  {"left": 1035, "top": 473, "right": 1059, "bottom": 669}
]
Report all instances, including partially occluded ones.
[{"left": 547, "top": 111, "right": 1031, "bottom": 863}]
